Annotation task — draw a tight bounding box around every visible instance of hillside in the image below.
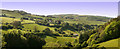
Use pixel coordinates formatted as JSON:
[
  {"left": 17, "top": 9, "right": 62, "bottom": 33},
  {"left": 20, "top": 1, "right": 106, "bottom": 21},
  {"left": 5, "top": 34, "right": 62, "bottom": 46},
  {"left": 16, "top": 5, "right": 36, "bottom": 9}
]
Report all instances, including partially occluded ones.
[
  {"left": 82, "top": 18, "right": 120, "bottom": 49},
  {"left": 98, "top": 38, "right": 120, "bottom": 47},
  {"left": 1, "top": 9, "right": 111, "bottom": 25},
  {"left": 50, "top": 14, "right": 110, "bottom": 25}
]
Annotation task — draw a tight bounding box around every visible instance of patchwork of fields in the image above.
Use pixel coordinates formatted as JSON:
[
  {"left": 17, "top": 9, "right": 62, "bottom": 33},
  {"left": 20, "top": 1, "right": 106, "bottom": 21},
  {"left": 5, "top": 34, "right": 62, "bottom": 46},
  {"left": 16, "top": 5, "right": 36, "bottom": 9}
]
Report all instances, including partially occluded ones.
[{"left": 2, "top": 10, "right": 119, "bottom": 49}]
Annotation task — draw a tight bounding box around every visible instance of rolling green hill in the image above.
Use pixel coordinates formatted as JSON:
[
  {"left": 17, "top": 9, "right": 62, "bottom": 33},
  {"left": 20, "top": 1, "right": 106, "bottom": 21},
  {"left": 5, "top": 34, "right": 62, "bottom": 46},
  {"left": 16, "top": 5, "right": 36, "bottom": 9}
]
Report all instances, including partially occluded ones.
[
  {"left": 84, "top": 18, "right": 120, "bottom": 49},
  {"left": 98, "top": 38, "right": 119, "bottom": 47},
  {"left": 1, "top": 9, "right": 111, "bottom": 25},
  {"left": 51, "top": 14, "right": 111, "bottom": 25},
  {"left": 1, "top": 9, "right": 116, "bottom": 48}
]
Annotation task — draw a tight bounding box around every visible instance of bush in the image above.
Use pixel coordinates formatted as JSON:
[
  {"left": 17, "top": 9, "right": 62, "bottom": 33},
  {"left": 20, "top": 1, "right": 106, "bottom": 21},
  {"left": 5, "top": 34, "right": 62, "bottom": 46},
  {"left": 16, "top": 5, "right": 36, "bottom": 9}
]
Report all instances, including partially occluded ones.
[
  {"left": 65, "top": 42, "right": 73, "bottom": 47},
  {"left": 79, "top": 33, "right": 89, "bottom": 43},
  {"left": 81, "top": 41, "right": 88, "bottom": 47},
  {"left": 43, "top": 28, "right": 53, "bottom": 35},
  {"left": 12, "top": 21, "right": 22, "bottom": 29},
  {"left": 2, "top": 24, "right": 13, "bottom": 30}
]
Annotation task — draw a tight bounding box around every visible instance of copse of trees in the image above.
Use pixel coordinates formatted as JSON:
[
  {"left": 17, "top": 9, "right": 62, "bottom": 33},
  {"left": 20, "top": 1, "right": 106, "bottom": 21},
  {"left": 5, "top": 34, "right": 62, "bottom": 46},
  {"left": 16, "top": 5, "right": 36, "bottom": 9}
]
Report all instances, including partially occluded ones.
[
  {"left": 1, "top": 24, "right": 13, "bottom": 30},
  {"left": 3, "top": 30, "right": 46, "bottom": 48},
  {"left": 65, "top": 42, "right": 73, "bottom": 47},
  {"left": 34, "top": 18, "right": 99, "bottom": 32},
  {"left": 3, "top": 31, "right": 28, "bottom": 47},
  {"left": 55, "top": 20, "right": 61, "bottom": 24},
  {"left": 20, "top": 18, "right": 24, "bottom": 22},
  {"left": 24, "top": 33, "right": 46, "bottom": 48},
  {"left": 18, "top": 11, "right": 28, "bottom": 15},
  {"left": 60, "top": 23, "right": 98, "bottom": 32},
  {"left": 1, "top": 14, "right": 7, "bottom": 17},
  {"left": 21, "top": 17, "right": 29, "bottom": 20},
  {"left": 42, "top": 28, "right": 53, "bottom": 35},
  {"left": 34, "top": 26, "right": 40, "bottom": 32},
  {"left": 79, "top": 33, "right": 89, "bottom": 44},
  {"left": 12, "top": 21, "right": 22, "bottom": 29}
]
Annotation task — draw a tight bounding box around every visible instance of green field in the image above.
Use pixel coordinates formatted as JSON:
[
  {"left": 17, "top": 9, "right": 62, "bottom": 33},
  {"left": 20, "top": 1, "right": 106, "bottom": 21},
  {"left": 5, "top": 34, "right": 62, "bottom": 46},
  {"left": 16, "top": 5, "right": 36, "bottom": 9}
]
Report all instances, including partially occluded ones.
[
  {"left": 44, "top": 36, "right": 76, "bottom": 47},
  {"left": 98, "top": 38, "right": 120, "bottom": 47},
  {"left": 23, "top": 24, "right": 55, "bottom": 32},
  {"left": 0, "top": 17, "right": 20, "bottom": 23},
  {"left": 64, "top": 20, "right": 105, "bottom": 25}
]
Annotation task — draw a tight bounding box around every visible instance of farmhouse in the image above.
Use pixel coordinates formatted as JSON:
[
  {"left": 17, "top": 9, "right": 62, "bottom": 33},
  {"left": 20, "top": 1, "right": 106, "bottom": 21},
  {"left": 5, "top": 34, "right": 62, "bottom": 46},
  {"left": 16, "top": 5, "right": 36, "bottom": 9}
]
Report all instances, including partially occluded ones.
[{"left": 73, "top": 34, "right": 78, "bottom": 36}]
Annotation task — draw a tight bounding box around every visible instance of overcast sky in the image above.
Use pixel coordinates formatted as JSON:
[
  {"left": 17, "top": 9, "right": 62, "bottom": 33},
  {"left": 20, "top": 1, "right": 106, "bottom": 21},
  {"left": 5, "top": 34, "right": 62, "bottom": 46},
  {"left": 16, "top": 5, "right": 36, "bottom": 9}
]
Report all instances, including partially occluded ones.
[{"left": 1, "top": 2, "right": 118, "bottom": 18}]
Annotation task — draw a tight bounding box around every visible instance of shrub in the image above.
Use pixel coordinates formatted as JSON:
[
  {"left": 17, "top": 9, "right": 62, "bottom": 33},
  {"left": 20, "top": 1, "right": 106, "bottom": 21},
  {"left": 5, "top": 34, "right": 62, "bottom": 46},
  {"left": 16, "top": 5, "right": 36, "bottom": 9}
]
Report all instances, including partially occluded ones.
[{"left": 81, "top": 41, "right": 88, "bottom": 47}]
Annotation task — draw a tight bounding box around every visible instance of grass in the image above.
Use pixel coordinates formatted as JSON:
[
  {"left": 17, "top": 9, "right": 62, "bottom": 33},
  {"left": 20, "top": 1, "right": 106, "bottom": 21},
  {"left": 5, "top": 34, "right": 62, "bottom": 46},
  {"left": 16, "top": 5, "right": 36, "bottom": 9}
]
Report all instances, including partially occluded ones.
[
  {"left": 23, "top": 24, "right": 55, "bottom": 32},
  {"left": 57, "top": 37, "right": 76, "bottom": 44},
  {"left": 52, "top": 15, "right": 108, "bottom": 25},
  {"left": 43, "top": 42, "right": 60, "bottom": 47},
  {"left": 0, "top": 17, "right": 20, "bottom": 23},
  {"left": 2, "top": 10, "right": 23, "bottom": 17},
  {"left": 0, "top": 17, "right": 35, "bottom": 24},
  {"left": 64, "top": 20, "right": 105, "bottom": 25},
  {"left": 21, "top": 20, "right": 35, "bottom": 24},
  {"left": 44, "top": 36, "right": 76, "bottom": 47},
  {"left": 45, "top": 36, "right": 57, "bottom": 43},
  {"left": 63, "top": 30, "right": 78, "bottom": 34},
  {"left": 83, "top": 38, "right": 120, "bottom": 49},
  {"left": 98, "top": 38, "right": 120, "bottom": 47}
]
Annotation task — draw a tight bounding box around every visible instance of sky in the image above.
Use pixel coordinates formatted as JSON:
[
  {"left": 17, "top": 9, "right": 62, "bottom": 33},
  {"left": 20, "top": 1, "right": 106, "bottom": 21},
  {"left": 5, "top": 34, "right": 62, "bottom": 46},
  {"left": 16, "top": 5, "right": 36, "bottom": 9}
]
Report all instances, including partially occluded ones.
[
  {"left": 1, "top": 2, "right": 118, "bottom": 18},
  {"left": 1, "top": 0, "right": 120, "bottom": 2}
]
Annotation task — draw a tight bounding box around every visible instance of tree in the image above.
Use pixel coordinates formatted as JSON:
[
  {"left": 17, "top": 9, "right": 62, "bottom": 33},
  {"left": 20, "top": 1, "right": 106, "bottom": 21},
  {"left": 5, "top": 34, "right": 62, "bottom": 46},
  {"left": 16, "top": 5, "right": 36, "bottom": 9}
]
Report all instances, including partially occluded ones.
[
  {"left": 3, "top": 31, "right": 28, "bottom": 47},
  {"left": 3, "top": 31, "right": 46, "bottom": 48},
  {"left": 81, "top": 41, "right": 87, "bottom": 47},
  {"left": 35, "top": 20, "right": 39, "bottom": 24},
  {"left": 12, "top": 21, "right": 22, "bottom": 29},
  {"left": 20, "top": 18, "right": 24, "bottom": 22},
  {"left": 2, "top": 24, "right": 13, "bottom": 30},
  {"left": 55, "top": 20, "right": 61, "bottom": 24},
  {"left": 65, "top": 42, "right": 73, "bottom": 47},
  {"left": 2, "top": 14, "right": 7, "bottom": 17},
  {"left": 79, "top": 33, "right": 89, "bottom": 43},
  {"left": 30, "top": 18, "right": 34, "bottom": 20},
  {"left": 75, "top": 43, "right": 82, "bottom": 49},
  {"left": 43, "top": 28, "right": 53, "bottom": 35},
  {"left": 34, "top": 26, "right": 39, "bottom": 32},
  {"left": 24, "top": 34, "right": 46, "bottom": 48},
  {"left": 18, "top": 30, "right": 22, "bottom": 35}
]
